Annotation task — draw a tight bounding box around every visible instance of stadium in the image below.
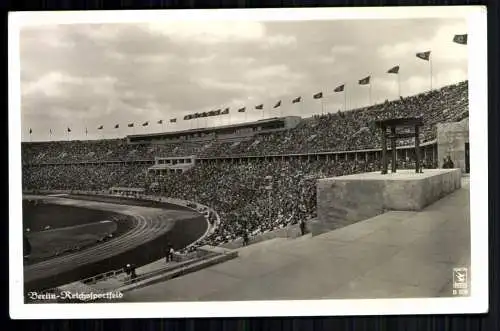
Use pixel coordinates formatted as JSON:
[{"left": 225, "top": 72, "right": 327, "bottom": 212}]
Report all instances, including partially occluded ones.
[{"left": 21, "top": 77, "right": 471, "bottom": 302}]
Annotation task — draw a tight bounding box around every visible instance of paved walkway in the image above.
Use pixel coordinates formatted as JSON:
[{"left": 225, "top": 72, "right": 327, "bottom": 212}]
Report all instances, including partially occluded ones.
[{"left": 123, "top": 178, "right": 470, "bottom": 302}]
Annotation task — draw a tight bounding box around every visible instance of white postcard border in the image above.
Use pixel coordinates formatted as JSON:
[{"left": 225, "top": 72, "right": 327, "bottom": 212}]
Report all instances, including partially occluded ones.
[{"left": 9, "top": 6, "right": 488, "bottom": 319}]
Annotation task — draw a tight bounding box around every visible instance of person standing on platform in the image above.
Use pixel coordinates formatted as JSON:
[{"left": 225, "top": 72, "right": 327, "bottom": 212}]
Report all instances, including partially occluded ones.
[
  {"left": 447, "top": 156, "right": 455, "bottom": 168},
  {"left": 242, "top": 230, "right": 249, "bottom": 246},
  {"left": 442, "top": 157, "right": 447, "bottom": 168},
  {"left": 165, "top": 243, "right": 174, "bottom": 263},
  {"left": 299, "top": 218, "right": 306, "bottom": 236}
]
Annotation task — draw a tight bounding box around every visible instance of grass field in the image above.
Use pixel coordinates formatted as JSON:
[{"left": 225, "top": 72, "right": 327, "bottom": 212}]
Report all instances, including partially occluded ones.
[
  {"left": 23, "top": 200, "right": 120, "bottom": 231},
  {"left": 27, "top": 221, "right": 118, "bottom": 263},
  {"left": 23, "top": 200, "right": 134, "bottom": 264}
]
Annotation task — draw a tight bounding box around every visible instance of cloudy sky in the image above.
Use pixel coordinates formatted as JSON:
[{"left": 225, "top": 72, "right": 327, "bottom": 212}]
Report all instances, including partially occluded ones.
[{"left": 18, "top": 16, "right": 468, "bottom": 141}]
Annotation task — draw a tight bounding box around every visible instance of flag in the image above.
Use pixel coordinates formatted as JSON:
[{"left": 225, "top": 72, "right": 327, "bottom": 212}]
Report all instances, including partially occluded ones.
[
  {"left": 98, "top": 125, "right": 104, "bottom": 130},
  {"left": 221, "top": 108, "right": 230, "bottom": 115},
  {"left": 387, "top": 65, "right": 400, "bottom": 74},
  {"left": 273, "top": 100, "right": 281, "bottom": 108},
  {"left": 453, "top": 34, "right": 467, "bottom": 45},
  {"left": 157, "top": 120, "right": 163, "bottom": 124},
  {"left": 313, "top": 92, "right": 323, "bottom": 99},
  {"left": 170, "top": 118, "right": 177, "bottom": 123},
  {"left": 67, "top": 127, "right": 71, "bottom": 133},
  {"left": 29, "top": 128, "right": 32, "bottom": 134},
  {"left": 334, "top": 84, "right": 345, "bottom": 92},
  {"left": 359, "top": 76, "right": 370, "bottom": 85},
  {"left": 128, "top": 123, "right": 134, "bottom": 127},
  {"left": 238, "top": 107, "right": 246, "bottom": 113},
  {"left": 142, "top": 121, "right": 149, "bottom": 126},
  {"left": 255, "top": 104, "right": 264, "bottom": 110},
  {"left": 115, "top": 124, "right": 119, "bottom": 129},
  {"left": 416, "top": 51, "right": 431, "bottom": 61},
  {"left": 292, "top": 96, "right": 301, "bottom": 103},
  {"left": 85, "top": 128, "right": 87, "bottom": 136},
  {"left": 49, "top": 129, "right": 52, "bottom": 135}
]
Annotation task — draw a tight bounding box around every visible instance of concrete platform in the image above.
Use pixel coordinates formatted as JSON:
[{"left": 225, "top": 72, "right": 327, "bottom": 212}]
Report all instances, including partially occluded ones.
[
  {"left": 314, "top": 169, "right": 461, "bottom": 235},
  {"left": 121, "top": 178, "right": 470, "bottom": 302}
]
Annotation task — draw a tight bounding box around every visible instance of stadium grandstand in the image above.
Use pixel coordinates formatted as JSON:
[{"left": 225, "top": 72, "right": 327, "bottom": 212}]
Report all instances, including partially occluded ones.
[{"left": 22, "top": 80, "right": 469, "bottom": 251}]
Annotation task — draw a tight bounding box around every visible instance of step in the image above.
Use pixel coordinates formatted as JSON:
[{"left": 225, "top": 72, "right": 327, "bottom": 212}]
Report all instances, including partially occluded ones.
[
  {"left": 92, "top": 277, "right": 124, "bottom": 291},
  {"left": 235, "top": 237, "right": 290, "bottom": 258}
]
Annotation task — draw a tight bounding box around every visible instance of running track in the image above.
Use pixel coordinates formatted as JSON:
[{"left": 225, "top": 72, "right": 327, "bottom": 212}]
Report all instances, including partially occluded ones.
[{"left": 23, "top": 195, "right": 205, "bottom": 291}]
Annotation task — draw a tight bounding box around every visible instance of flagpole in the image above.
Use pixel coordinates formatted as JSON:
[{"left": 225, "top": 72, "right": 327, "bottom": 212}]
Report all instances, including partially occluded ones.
[
  {"left": 344, "top": 87, "right": 347, "bottom": 111},
  {"left": 321, "top": 99, "right": 324, "bottom": 116},
  {"left": 429, "top": 57, "right": 433, "bottom": 91},
  {"left": 398, "top": 72, "right": 401, "bottom": 98},
  {"left": 369, "top": 83, "right": 372, "bottom": 106}
]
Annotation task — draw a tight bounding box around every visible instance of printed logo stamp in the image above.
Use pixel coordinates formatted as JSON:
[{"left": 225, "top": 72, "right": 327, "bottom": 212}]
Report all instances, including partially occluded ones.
[{"left": 452, "top": 267, "right": 469, "bottom": 296}]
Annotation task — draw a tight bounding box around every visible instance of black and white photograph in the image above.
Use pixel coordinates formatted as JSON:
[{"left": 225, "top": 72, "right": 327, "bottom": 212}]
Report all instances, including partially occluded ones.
[{"left": 9, "top": 7, "right": 488, "bottom": 318}]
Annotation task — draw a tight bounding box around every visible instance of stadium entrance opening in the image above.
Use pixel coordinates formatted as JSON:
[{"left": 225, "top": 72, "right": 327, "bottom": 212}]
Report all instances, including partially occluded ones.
[{"left": 465, "top": 142, "right": 470, "bottom": 173}]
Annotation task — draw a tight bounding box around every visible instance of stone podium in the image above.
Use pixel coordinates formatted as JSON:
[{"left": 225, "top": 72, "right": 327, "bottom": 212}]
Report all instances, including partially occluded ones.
[{"left": 312, "top": 169, "right": 462, "bottom": 235}]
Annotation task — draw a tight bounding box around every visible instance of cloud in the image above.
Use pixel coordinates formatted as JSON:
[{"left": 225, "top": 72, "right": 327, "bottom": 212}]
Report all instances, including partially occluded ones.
[
  {"left": 18, "top": 17, "right": 469, "bottom": 141},
  {"left": 377, "top": 20, "right": 467, "bottom": 63},
  {"left": 330, "top": 45, "right": 356, "bottom": 54},
  {"left": 262, "top": 34, "right": 297, "bottom": 49},
  {"left": 144, "top": 21, "right": 266, "bottom": 44}
]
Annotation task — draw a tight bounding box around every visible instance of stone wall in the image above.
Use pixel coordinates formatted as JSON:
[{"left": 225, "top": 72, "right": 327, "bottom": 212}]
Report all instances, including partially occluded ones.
[
  {"left": 314, "top": 169, "right": 462, "bottom": 236},
  {"left": 436, "top": 118, "right": 469, "bottom": 173}
]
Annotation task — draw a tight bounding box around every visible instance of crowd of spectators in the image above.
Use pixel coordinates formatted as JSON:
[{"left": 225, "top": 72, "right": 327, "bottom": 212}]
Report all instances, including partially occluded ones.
[
  {"left": 23, "top": 151, "right": 433, "bottom": 249},
  {"left": 23, "top": 163, "right": 147, "bottom": 191},
  {"left": 202, "top": 81, "right": 468, "bottom": 157},
  {"left": 23, "top": 81, "right": 468, "bottom": 165}
]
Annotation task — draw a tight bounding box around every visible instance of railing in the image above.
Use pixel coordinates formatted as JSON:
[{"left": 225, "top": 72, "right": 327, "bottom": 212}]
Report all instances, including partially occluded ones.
[
  {"left": 22, "top": 140, "right": 438, "bottom": 166},
  {"left": 81, "top": 268, "right": 125, "bottom": 285},
  {"left": 121, "top": 252, "right": 218, "bottom": 287}
]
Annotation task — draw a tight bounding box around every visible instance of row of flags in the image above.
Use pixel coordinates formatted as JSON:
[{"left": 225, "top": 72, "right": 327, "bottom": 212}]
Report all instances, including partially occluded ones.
[
  {"left": 27, "top": 34, "right": 467, "bottom": 137},
  {"left": 94, "top": 118, "right": 178, "bottom": 131},
  {"left": 183, "top": 108, "right": 230, "bottom": 120}
]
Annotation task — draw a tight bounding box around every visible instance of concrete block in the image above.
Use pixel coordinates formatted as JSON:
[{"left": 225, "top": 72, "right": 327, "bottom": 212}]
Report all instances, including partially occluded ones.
[{"left": 315, "top": 169, "right": 462, "bottom": 235}]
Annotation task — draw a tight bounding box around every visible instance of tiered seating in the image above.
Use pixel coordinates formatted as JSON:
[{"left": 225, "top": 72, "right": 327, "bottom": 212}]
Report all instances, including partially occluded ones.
[{"left": 22, "top": 81, "right": 469, "bottom": 249}]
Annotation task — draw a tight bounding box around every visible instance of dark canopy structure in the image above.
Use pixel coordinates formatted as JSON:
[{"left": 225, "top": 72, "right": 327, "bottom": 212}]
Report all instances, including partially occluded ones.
[{"left": 374, "top": 117, "right": 424, "bottom": 174}]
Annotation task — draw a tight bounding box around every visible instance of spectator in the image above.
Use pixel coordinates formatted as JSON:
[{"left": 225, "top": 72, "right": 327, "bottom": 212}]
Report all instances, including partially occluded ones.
[
  {"left": 165, "top": 244, "right": 174, "bottom": 263},
  {"left": 299, "top": 218, "right": 306, "bottom": 236}
]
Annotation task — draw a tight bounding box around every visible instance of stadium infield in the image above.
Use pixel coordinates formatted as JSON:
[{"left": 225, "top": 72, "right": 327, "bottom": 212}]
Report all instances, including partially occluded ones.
[
  {"left": 23, "top": 201, "right": 133, "bottom": 264},
  {"left": 23, "top": 194, "right": 207, "bottom": 294}
]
